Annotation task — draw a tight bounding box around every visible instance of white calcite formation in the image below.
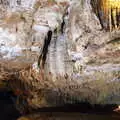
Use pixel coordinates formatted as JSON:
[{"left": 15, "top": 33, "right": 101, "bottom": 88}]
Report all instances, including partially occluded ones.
[
  {"left": 0, "top": 27, "right": 22, "bottom": 59},
  {"left": 0, "top": 0, "right": 36, "bottom": 11},
  {"left": 0, "top": 0, "right": 67, "bottom": 61}
]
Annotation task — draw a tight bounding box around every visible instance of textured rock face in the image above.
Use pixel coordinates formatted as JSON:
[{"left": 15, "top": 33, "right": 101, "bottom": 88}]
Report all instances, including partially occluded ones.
[
  {"left": 0, "top": 0, "right": 36, "bottom": 10},
  {"left": 0, "top": 0, "right": 120, "bottom": 113},
  {"left": 0, "top": 0, "right": 65, "bottom": 64}
]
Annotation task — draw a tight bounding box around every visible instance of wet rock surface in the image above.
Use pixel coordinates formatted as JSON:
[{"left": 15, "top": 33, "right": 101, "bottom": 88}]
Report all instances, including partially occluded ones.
[{"left": 17, "top": 112, "right": 120, "bottom": 120}]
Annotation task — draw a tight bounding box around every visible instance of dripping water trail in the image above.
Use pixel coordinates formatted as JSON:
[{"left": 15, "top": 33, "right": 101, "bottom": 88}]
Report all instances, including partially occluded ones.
[{"left": 38, "top": 30, "right": 52, "bottom": 68}]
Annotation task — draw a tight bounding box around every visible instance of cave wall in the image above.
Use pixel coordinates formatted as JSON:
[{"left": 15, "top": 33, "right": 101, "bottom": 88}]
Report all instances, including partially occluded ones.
[{"left": 0, "top": 0, "right": 120, "bottom": 112}]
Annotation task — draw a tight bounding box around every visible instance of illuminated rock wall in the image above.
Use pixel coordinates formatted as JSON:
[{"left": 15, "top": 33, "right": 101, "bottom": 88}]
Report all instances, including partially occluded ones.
[
  {"left": 91, "top": 0, "right": 120, "bottom": 31},
  {"left": 0, "top": 0, "right": 36, "bottom": 10}
]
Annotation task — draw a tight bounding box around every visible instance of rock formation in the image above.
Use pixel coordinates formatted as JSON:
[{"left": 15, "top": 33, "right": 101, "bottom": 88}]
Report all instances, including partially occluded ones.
[{"left": 0, "top": 0, "right": 120, "bottom": 114}]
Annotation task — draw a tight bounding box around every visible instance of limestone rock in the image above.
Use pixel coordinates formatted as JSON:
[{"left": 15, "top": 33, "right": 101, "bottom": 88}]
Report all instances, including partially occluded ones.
[{"left": 0, "top": 0, "right": 119, "bottom": 114}]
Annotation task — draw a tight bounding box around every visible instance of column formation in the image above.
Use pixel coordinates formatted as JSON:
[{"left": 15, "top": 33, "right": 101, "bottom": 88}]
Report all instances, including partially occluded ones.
[{"left": 101, "top": 0, "right": 120, "bottom": 31}]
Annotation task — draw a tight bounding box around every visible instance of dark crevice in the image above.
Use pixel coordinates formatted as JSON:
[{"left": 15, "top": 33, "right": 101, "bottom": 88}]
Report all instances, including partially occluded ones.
[
  {"left": 61, "top": 18, "right": 65, "bottom": 34},
  {"left": 61, "top": 6, "right": 68, "bottom": 34},
  {"left": 38, "top": 30, "right": 53, "bottom": 68}
]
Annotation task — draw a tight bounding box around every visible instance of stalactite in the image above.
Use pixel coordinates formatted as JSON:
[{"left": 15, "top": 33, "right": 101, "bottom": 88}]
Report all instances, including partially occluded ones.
[
  {"left": 0, "top": 0, "right": 9, "bottom": 8},
  {"left": 107, "top": 0, "right": 120, "bottom": 31},
  {"left": 91, "top": 0, "right": 120, "bottom": 31},
  {"left": 16, "top": 0, "right": 21, "bottom": 5}
]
